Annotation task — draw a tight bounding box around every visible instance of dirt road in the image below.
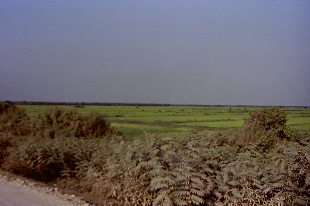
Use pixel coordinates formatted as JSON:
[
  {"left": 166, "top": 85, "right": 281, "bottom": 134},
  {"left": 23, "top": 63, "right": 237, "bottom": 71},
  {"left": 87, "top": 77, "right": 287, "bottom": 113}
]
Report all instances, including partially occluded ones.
[{"left": 0, "top": 174, "right": 92, "bottom": 206}]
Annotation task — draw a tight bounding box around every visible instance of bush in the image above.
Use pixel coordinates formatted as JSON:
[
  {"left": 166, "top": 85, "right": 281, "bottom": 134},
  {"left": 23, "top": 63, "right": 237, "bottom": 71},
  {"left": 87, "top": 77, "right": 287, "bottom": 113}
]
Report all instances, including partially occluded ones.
[
  {"left": 243, "top": 107, "right": 299, "bottom": 145},
  {"left": 0, "top": 102, "right": 31, "bottom": 136},
  {"left": 74, "top": 131, "right": 310, "bottom": 205},
  {"left": 73, "top": 112, "right": 112, "bottom": 138},
  {"left": 0, "top": 134, "right": 12, "bottom": 166},
  {"left": 1, "top": 129, "right": 309, "bottom": 205},
  {"left": 32, "top": 107, "right": 112, "bottom": 139},
  {"left": 5, "top": 137, "right": 98, "bottom": 182},
  {"left": 11, "top": 141, "right": 66, "bottom": 181}
]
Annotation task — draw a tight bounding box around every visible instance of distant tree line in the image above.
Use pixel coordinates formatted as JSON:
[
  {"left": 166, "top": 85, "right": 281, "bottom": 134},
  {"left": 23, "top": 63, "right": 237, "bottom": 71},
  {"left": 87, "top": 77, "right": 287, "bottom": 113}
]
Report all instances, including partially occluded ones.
[
  {"left": 4, "top": 101, "right": 171, "bottom": 107},
  {"left": 1, "top": 101, "right": 308, "bottom": 109}
]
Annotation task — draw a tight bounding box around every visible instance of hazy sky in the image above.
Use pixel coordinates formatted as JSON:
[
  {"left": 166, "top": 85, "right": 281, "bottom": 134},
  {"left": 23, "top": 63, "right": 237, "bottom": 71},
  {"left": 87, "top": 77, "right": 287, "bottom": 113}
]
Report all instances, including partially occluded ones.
[{"left": 1, "top": 0, "right": 310, "bottom": 106}]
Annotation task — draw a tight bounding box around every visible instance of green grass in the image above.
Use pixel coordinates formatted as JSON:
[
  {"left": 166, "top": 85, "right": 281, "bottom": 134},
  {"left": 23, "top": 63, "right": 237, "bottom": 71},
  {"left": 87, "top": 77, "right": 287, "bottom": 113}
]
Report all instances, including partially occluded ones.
[{"left": 17, "top": 105, "right": 310, "bottom": 139}]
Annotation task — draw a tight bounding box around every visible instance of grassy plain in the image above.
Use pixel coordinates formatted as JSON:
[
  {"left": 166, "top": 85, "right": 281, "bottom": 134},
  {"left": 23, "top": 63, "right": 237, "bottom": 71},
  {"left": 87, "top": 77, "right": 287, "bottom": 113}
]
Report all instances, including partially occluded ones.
[{"left": 18, "top": 105, "right": 310, "bottom": 139}]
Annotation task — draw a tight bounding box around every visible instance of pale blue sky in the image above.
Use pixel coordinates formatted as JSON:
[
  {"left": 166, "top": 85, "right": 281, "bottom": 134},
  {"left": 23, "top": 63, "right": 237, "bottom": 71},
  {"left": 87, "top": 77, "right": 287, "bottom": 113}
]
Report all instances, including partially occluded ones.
[{"left": 1, "top": 0, "right": 310, "bottom": 106}]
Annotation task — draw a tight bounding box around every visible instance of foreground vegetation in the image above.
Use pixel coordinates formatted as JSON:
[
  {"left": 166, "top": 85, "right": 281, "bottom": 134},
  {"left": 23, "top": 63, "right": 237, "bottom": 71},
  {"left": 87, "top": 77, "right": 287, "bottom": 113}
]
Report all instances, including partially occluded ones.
[{"left": 0, "top": 102, "right": 309, "bottom": 205}]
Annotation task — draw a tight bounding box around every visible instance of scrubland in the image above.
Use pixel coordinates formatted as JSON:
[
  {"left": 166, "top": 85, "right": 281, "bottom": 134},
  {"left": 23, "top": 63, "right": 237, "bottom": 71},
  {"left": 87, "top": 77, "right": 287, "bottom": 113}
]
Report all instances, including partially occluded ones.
[{"left": 1, "top": 102, "right": 309, "bottom": 205}]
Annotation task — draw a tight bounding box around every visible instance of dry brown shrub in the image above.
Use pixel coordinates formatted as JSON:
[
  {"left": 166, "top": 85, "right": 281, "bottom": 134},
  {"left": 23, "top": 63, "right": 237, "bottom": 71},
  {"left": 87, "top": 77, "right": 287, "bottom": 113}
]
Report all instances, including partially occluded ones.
[
  {"left": 210, "top": 130, "right": 242, "bottom": 147},
  {"left": 0, "top": 102, "right": 31, "bottom": 136},
  {"left": 0, "top": 134, "right": 12, "bottom": 166},
  {"left": 2, "top": 136, "right": 98, "bottom": 182},
  {"left": 73, "top": 112, "right": 112, "bottom": 139},
  {"left": 1, "top": 129, "right": 309, "bottom": 205},
  {"left": 32, "top": 107, "right": 112, "bottom": 139}
]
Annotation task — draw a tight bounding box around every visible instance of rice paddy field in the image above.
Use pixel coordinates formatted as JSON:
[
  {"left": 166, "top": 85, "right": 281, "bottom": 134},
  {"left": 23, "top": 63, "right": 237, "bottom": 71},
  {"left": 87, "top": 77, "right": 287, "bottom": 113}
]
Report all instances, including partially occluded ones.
[{"left": 17, "top": 105, "right": 310, "bottom": 139}]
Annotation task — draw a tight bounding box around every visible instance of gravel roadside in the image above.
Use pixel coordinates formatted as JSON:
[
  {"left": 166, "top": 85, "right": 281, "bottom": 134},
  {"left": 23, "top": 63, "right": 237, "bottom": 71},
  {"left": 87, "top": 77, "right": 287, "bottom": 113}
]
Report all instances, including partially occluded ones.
[{"left": 0, "top": 174, "right": 94, "bottom": 206}]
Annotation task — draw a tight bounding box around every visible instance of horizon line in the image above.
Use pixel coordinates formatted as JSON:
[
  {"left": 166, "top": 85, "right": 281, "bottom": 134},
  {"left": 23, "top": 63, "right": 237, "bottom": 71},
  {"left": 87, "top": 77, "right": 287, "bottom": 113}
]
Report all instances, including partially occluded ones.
[{"left": 2, "top": 100, "right": 309, "bottom": 108}]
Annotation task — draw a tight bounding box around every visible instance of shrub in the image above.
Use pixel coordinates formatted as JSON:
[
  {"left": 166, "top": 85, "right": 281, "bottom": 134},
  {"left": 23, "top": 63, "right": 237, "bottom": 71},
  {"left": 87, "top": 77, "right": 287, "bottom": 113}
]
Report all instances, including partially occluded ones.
[
  {"left": 243, "top": 107, "right": 299, "bottom": 145},
  {"left": 73, "top": 112, "right": 112, "bottom": 139},
  {"left": 0, "top": 134, "right": 12, "bottom": 166},
  {"left": 12, "top": 141, "right": 66, "bottom": 181},
  {"left": 1, "top": 128, "right": 309, "bottom": 205},
  {"left": 75, "top": 131, "right": 310, "bottom": 205},
  {"left": 211, "top": 130, "right": 241, "bottom": 147},
  {"left": 5, "top": 137, "right": 98, "bottom": 182},
  {"left": 0, "top": 102, "right": 31, "bottom": 136},
  {"left": 32, "top": 107, "right": 112, "bottom": 139}
]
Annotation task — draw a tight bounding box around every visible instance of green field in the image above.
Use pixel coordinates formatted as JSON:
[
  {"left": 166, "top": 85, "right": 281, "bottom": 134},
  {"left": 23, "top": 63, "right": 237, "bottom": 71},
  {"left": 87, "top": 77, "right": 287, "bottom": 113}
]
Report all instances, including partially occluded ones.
[{"left": 18, "top": 105, "right": 310, "bottom": 139}]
